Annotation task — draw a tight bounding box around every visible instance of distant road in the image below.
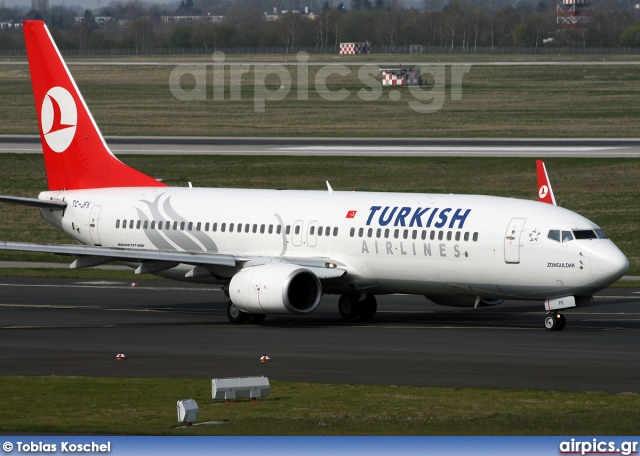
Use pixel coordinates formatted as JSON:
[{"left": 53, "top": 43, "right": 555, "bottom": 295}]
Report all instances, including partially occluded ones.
[
  {"left": 2, "top": 60, "right": 640, "bottom": 67},
  {"left": 1, "top": 136, "right": 640, "bottom": 157}
]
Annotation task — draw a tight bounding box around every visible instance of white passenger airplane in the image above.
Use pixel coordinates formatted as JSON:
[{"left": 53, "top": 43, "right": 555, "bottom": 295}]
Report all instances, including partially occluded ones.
[{"left": 0, "top": 20, "right": 629, "bottom": 331}]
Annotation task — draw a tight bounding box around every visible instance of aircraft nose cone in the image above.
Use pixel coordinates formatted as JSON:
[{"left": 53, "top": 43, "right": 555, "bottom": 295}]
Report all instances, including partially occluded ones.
[{"left": 590, "top": 242, "right": 629, "bottom": 284}]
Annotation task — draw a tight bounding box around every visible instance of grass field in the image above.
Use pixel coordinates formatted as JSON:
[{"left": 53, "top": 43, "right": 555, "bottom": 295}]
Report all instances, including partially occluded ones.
[
  {"left": 1, "top": 63, "right": 640, "bottom": 138},
  {"left": 0, "top": 155, "right": 637, "bottom": 273},
  {"left": 1, "top": 376, "right": 640, "bottom": 435}
]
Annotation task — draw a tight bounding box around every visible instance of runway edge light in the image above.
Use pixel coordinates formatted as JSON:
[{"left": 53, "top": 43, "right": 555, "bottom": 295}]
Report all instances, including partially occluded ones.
[
  {"left": 116, "top": 351, "right": 127, "bottom": 360},
  {"left": 261, "top": 353, "right": 271, "bottom": 362},
  {"left": 177, "top": 399, "right": 199, "bottom": 425}
]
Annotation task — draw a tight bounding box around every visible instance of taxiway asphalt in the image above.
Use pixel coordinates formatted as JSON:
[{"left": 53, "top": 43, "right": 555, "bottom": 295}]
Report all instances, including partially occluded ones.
[
  {"left": 1, "top": 136, "right": 640, "bottom": 157},
  {"left": 1, "top": 277, "right": 639, "bottom": 393}
]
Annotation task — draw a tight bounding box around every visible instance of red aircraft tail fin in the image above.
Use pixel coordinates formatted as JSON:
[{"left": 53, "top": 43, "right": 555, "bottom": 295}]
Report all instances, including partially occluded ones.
[
  {"left": 536, "top": 160, "right": 556, "bottom": 205},
  {"left": 22, "top": 20, "right": 165, "bottom": 191}
]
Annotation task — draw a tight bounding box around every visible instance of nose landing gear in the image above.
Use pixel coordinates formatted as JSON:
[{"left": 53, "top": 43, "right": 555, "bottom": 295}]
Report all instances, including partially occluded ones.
[{"left": 544, "top": 312, "right": 566, "bottom": 331}]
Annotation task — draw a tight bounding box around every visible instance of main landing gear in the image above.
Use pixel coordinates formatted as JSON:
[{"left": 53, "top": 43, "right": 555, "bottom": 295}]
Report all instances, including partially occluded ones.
[
  {"left": 227, "top": 301, "right": 266, "bottom": 324},
  {"left": 544, "top": 312, "right": 566, "bottom": 331},
  {"left": 338, "top": 293, "right": 377, "bottom": 320}
]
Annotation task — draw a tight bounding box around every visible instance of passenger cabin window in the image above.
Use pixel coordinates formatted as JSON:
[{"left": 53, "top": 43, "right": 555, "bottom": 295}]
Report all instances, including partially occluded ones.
[
  {"left": 333, "top": 227, "right": 338, "bottom": 236},
  {"left": 116, "top": 220, "right": 120, "bottom": 229}
]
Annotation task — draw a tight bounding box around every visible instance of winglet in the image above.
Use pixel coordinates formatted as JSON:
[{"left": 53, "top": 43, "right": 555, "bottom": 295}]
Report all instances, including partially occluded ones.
[
  {"left": 536, "top": 160, "right": 556, "bottom": 205},
  {"left": 22, "top": 20, "right": 165, "bottom": 191}
]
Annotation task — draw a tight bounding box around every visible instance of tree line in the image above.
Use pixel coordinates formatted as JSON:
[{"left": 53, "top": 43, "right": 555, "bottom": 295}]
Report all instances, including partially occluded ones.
[{"left": 1, "top": 0, "right": 639, "bottom": 54}]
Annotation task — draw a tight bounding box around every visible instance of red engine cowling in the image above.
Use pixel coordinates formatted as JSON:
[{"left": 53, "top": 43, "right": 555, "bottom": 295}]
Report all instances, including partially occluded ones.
[{"left": 229, "top": 262, "right": 322, "bottom": 315}]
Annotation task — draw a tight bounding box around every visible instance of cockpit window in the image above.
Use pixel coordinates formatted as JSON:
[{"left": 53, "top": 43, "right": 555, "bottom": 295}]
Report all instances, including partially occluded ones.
[
  {"left": 573, "top": 230, "right": 597, "bottom": 240},
  {"left": 548, "top": 230, "right": 560, "bottom": 242},
  {"left": 594, "top": 229, "right": 608, "bottom": 239},
  {"left": 562, "top": 231, "right": 574, "bottom": 243}
]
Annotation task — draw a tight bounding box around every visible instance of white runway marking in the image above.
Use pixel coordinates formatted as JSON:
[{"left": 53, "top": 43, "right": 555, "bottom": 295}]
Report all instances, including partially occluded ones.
[{"left": 279, "top": 146, "right": 623, "bottom": 152}]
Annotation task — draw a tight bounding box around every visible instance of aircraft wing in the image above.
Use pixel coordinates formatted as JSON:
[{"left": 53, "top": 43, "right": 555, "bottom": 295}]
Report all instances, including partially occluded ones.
[{"left": 0, "top": 241, "right": 345, "bottom": 279}]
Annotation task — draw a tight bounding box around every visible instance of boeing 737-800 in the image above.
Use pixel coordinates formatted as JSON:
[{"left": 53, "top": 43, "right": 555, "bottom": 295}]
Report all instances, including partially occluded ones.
[{"left": 0, "top": 21, "right": 629, "bottom": 331}]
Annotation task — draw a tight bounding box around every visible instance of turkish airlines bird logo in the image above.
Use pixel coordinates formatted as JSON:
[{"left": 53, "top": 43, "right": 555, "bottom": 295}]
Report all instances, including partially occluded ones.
[
  {"left": 538, "top": 185, "right": 549, "bottom": 200},
  {"left": 40, "top": 87, "right": 77, "bottom": 153}
]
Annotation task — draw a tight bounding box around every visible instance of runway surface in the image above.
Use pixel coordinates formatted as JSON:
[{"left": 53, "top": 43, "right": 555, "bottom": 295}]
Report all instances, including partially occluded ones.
[
  {"left": 2, "top": 136, "right": 640, "bottom": 157},
  {"left": 1, "top": 277, "right": 639, "bottom": 393}
]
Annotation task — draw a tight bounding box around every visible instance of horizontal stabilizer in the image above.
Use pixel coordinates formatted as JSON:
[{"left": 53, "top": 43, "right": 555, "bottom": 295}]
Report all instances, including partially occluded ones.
[{"left": 0, "top": 195, "right": 66, "bottom": 209}]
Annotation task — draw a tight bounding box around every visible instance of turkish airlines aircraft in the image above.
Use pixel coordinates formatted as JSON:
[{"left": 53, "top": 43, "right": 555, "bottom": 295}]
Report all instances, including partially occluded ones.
[{"left": 0, "top": 21, "right": 629, "bottom": 331}]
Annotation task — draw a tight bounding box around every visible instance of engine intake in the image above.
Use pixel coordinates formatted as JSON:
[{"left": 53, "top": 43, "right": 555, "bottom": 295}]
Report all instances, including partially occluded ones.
[{"left": 229, "top": 262, "right": 322, "bottom": 315}]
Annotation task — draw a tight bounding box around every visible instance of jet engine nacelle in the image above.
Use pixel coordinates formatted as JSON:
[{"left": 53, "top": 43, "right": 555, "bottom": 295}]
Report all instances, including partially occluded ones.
[
  {"left": 229, "top": 262, "right": 322, "bottom": 315},
  {"left": 425, "top": 295, "right": 504, "bottom": 308}
]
